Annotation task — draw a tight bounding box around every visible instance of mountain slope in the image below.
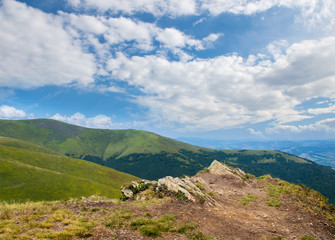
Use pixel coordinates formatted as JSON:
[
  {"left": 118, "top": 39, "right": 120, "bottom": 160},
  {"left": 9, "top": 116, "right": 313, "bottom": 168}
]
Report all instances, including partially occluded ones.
[
  {"left": 1, "top": 161, "right": 334, "bottom": 239},
  {"left": 0, "top": 119, "right": 200, "bottom": 158},
  {"left": 0, "top": 137, "right": 139, "bottom": 201},
  {"left": 1, "top": 119, "right": 335, "bottom": 204}
]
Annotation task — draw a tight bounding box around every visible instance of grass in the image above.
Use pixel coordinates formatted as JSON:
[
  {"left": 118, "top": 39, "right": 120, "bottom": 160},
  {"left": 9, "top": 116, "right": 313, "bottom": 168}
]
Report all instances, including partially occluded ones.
[
  {"left": 241, "top": 173, "right": 255, "bottom": 181},
  {"left": 0, "top": 200, "right": 95, "bottom": 239},
  {"left": 198, "top": 168, "right": 209, "bottom": 174},
  {"left": 104, "top": 208, "right": 133, "bottom": 229},
  {"left": 130, "top": 214, "right": 176, "bottom": 237},
  {"left": 0, "top": 141, "right": 139, "bottom": 202},
  {"left": 266, "top": 199, "right": 281, "bottom": 207},
  {"left": 2, "top": 118, "right": 335, "bottom": 204},
  {"left": 300, "top": 236, "right": 318, "bottom": 240},
  {"left": 196, "top": 183, "right": 205, "bottom": 191},
  {"left": 241, "top": 194, "right": 258, "bottom": 205},
  {"left": 262, "top": 179, "right": 335, "bottom": 221},
  {"left": 186, "top": 231, "right": 214, "bottom": 240},
  {"left": 0, "top": 119, "right": 201, "bottom": 159},
  {"left": 176, "top": 222, "right": 198, "bottom": 234}
]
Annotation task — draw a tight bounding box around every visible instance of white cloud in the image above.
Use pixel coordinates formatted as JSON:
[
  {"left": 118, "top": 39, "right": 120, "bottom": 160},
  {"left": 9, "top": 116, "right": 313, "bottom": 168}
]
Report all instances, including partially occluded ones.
[
  {"left": 66, "top": 13, "right": 108, "bottom": 34},
  {"left": 68, "top": 0, "right": 197, "bottom": 17},
  {"left": 106, "top": 35, "right": 335, "bottom": 131},
  {"left": 50, "top": 113, "right": 114, "bottom": 129},
  {"left": 260, "top": 37, "right": 335, "bottom": 100},
  {"left": 107, "top": 53, "right": 297, "bottom": 130},
  {"left": 0, "top": 0, "right": 96, "bottom": 89},
  {"left": 200, "top": 0, "right": 335, "bottom": 32},
  {"left": 247, "top": 128, "right": 264, "bottom": 137},
  {"left": 156, "top": 28, "right": 190, "bottom": 49},
  {"left": 103, "top": 17, "right": 156, "bottom": 51},
  {"left": 0, "top": 105, "right": 26, "bottom": 118},
  {"left": 199, "top": 33, "right": 224, "bottom": 49},
  {"left": 67, "top": 0, "right": 335, "bottom": 32},
  {"left": 267, "top": 118, "right": 335, "bottom": 135},
  {"left": 308, "top": 104, "right": 335, "bottom": 115},
  {"left": 155, "top": 28, "right": 222, "bottom": 51},
  {"left": 65, "top": 14, "right": 216, "bottom": 55}
]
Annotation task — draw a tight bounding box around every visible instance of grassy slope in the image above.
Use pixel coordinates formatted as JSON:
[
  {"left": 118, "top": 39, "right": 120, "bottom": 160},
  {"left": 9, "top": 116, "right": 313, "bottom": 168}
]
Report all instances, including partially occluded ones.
[
  {"left": 0, "top": 119, "right": 200, "bottom": 159},
  {"left": 0, "top": 138, "right": 139, "bottom": 202},
  {"left": 0, "top": 119, "right": 335, "bottom": 203},
  {"left": 0, "top": 136, "right": 62, "bottom": 156}
]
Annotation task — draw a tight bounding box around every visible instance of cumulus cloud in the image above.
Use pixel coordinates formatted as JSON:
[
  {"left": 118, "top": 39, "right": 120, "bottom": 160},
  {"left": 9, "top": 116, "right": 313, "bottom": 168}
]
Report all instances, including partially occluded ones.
[
  {"left": 107, "top": 53, "right": 294, "bottom": 130},
  {"left": 2, "top": 0, "right": 335, "bottom": 135},
  {"left": 50, "top": 113, "right": 114, "bottom": 129},
  {"left": 106, "top": 35, "right": 335, "bottom": 131},
  {"left": 67, "top": 0, "right": 335, "bottom": 32},
  {"left": 66, "top": 13, "right": 108, "bottom": 34},
  {"left": 155, "top": 28, "right": 221, "bottom": 51},
  {"left": 260, "top": 37, "right": 335, "bottom": 100},
  {"left": 65, "top": 13, "right": 219, "bottom": 57},
  {"left": 267, "top": 118, "right": 335, "bottom": 135},
  {"left": 0, "top": 1, "right": 224, "bottom": 90},
  {"left": 0, "top": 0, "right": 96, "bottom": 89},
  {"left": 0, "top": 105, "right": 26, "bottom": 118}
]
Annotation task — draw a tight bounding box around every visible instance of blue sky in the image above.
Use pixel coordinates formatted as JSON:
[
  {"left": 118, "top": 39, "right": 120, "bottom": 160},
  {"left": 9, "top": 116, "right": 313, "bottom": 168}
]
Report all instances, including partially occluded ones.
[{"left": 0, "top": 0, "right": 335, "bottom": 140}]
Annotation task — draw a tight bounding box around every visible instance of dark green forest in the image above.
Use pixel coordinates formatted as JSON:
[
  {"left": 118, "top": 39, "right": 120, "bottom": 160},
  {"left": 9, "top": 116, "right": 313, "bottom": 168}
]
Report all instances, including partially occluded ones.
[{"left": 81, "top": 149, "right": 335, "bottom": 204}]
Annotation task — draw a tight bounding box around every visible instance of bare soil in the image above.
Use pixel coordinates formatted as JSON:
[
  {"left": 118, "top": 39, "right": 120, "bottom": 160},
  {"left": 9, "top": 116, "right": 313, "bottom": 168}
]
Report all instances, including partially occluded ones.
[{"left": 73, "top": 172, "right": 335, "bottom": 240}]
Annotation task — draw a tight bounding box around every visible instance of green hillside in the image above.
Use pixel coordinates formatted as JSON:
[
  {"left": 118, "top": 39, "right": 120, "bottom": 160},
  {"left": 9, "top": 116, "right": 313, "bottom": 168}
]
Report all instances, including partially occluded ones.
[
  {"left": 0, "top": 119, "right": 335, "bottom": 203},
  {"left": 0, "top": 138, "right": 139, "bottom": 202},
  {"left": 0, "top": 136, "right": 62, "bottom": 156},
  {"left": 0, "top": 119, "right": 200, "bottom": 158}
]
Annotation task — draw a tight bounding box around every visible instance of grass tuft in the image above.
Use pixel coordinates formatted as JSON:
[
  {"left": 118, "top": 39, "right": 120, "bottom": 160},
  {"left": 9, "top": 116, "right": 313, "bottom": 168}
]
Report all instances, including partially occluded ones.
[
  {"left": 130, "top": 214, "right": 176, "bottom": 237},
  {"left": 241, "top": 194, "right": 258, "bottom": 205}
]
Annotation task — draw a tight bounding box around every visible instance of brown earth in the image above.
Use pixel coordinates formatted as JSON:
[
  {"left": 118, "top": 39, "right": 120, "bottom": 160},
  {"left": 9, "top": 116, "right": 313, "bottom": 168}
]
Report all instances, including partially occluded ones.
[{"left": 65, "top": 168, "right": 335, "bottom": 240}]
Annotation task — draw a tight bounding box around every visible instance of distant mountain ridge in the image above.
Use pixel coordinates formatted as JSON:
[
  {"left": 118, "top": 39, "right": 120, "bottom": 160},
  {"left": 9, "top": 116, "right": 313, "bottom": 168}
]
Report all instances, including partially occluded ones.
[
  {"left": 177, "top": 137, "right": 335, "bottom": 169},
  {"left": 1, "top": 119, "right": 335, "bottom": 204}
]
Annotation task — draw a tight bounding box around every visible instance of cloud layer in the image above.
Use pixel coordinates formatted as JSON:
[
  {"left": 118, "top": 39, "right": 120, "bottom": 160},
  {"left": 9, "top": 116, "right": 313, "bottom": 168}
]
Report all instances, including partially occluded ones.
[
  {"left": 107, "top": 36, "right": 335, "bottom": 130},
  {"left": 0, "top": 0, "right": 334, "bottom": 137}
]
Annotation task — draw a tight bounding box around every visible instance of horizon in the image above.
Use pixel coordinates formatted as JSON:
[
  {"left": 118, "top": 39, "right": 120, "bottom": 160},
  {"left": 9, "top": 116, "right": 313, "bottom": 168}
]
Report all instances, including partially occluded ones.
[{"left": 0, "top": 0, "right": 334, "bottom": 141}]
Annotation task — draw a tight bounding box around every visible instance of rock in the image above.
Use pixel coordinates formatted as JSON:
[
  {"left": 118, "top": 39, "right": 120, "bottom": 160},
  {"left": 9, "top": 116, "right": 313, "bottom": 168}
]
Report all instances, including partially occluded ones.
[
  {"left": 208, "top": 160, "right": 246, "bottom": 179},
  {"left": 121, "top": 160, "right": 247, "bottom": 204},
  {"left": 157, "top": 176, "right": 205, "bottom": 202},
  {"left": 121, "top": 186, "right": 134, "bottom": 199}
]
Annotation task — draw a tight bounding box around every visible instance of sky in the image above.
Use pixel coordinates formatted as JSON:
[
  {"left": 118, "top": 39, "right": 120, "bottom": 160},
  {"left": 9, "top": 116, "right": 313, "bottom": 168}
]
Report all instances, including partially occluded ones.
[{"left": 0, "top": 0, "right": 335, "bottom": 141}]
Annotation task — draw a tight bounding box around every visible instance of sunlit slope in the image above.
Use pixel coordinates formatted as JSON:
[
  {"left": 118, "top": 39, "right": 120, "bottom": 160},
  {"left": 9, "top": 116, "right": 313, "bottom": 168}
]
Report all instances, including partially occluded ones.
[
  {"left": 0, "top": 119, "right": 335, "bottom": 203},
  {"left": 0, "top": 136, "right": 62, "bottom": 156},
  {"left": 0, "top": 119, "right": 201, "bottom": 158},
  {"left": 0, "top": 139, "right": 139, "bottom": 201}
]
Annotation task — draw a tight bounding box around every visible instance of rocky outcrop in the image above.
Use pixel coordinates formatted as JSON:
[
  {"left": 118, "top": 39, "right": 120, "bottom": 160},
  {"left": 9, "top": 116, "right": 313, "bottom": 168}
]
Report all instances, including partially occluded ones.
[
  {"left": 158, "top": 176, "right": 204, "bottom": 202},
  {"left": 121, "top": 160, "right": 248, "bottom": 204},
  {"left": 121, "top": 176, "right": 205, "bottom": 202},
  {"left": 208, "top": 160, "right": 246, "bottom": 178}
]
